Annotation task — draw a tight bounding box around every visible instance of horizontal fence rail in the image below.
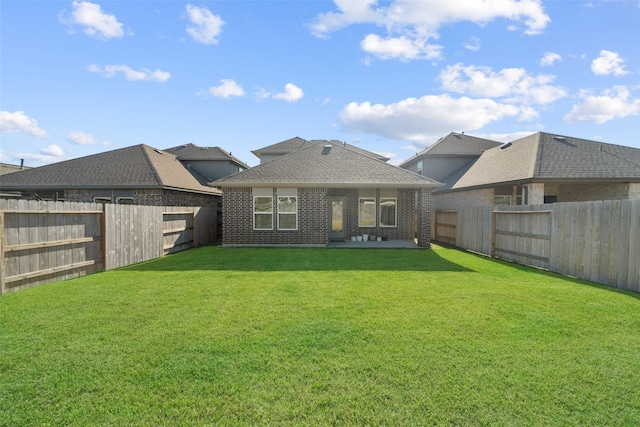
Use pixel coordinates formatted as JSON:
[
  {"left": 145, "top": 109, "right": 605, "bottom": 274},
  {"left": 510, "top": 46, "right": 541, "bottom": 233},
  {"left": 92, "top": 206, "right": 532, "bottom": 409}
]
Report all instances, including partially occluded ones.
[
  {"left": 434, "top": 199, "right": 640, "bottom": 293},
  {"left": 1, "top": 200, "right": 218, "bottom": 293}
]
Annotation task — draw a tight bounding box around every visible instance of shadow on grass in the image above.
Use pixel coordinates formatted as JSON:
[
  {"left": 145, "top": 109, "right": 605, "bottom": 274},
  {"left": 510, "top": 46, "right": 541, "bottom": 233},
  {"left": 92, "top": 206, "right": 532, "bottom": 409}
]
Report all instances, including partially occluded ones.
[
  {"left": 460, "top": 248, "right": 640, "bottom": 300},
  {"left": 123, "top": 246, "right": 475, "bottom": 273}
]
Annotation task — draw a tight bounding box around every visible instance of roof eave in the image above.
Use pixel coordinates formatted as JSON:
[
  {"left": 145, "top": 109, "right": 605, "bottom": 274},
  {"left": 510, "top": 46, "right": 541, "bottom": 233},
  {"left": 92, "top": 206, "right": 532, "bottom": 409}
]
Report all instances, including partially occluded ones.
[{"left": 217, "top": 182, "right": 441, "bottom": 189}]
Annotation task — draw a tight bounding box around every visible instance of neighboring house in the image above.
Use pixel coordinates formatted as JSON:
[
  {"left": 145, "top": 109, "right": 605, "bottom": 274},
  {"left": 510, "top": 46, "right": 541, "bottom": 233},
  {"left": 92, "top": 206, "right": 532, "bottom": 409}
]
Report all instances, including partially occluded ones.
[
  {"left": 214, "top": 140, "right": 441, "bottom": 247},
  {"left": 0, "top": 144, "right": 221, "bottom": 206},
  {"left": 399, "top": 132, "right": 502, "bottom": 181},
  {"left": 0, "top": 161, "right": 32, "bottom": 199},
  {"left": 431, "top": 132, "right": 640, "bottom": 209},
  {"left": 251, "top": 136, "right": 390, "bottom": 164},
  {"left": 164, "top": 143, "right": 249, "bottom": 181}
]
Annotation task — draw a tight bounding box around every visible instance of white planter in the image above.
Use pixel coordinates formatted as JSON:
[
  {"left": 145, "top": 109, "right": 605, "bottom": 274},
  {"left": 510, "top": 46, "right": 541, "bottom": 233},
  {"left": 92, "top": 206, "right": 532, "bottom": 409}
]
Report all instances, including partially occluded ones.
[
  {"left": 351, "top": 236, "right": 357, "bottom": 241},
  {"left": 356, "top": 236, "right": 363, "bottom": 241},
  {"left": 377, "top": 237, "right": 382, "bottom": 241},
  {"left": 362, "top": 234, "right": 369, "bottom": 241}
]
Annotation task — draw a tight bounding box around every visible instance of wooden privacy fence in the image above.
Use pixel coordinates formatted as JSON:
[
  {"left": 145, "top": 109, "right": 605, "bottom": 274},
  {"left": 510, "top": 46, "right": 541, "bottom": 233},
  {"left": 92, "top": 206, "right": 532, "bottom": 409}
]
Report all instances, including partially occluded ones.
[
  {"left": 0, "top": 200, "right": 218, "bottom": 293},
  {"left": 434, "top": 199, "right": 640, "bottom": 293}
]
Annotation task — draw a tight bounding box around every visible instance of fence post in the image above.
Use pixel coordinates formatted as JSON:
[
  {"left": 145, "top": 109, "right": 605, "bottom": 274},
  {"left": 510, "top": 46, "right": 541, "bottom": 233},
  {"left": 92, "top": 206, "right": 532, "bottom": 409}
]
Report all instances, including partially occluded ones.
[
  {"left": 99, "top": 204, "right": 106, "bottom": 272},
  {"left": 0, "top": 212, "right": 5, "bottom": 294},
  {"left": 491, "top": 209, "right": 496, "bottom": 258}
]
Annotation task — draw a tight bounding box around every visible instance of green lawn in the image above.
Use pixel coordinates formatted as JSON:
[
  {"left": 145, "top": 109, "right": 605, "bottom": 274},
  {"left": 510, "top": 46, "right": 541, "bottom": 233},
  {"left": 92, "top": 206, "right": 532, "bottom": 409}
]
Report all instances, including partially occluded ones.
[{"left": 1, "top": 246, "right": 640, "bottom": 426}]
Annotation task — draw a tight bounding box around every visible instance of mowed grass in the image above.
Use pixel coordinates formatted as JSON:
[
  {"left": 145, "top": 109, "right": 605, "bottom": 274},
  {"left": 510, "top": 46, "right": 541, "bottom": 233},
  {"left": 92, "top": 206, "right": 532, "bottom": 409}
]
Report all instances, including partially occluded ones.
[{"left": 1, "top": 246, "right": 640, "bottom": 426}]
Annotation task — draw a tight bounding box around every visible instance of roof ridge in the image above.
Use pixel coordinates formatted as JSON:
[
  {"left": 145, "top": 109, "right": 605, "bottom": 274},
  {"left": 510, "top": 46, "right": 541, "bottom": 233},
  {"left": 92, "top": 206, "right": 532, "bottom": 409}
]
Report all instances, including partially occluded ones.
[{"left": 140, "top": 145, "right": 167, "bottom": 187}]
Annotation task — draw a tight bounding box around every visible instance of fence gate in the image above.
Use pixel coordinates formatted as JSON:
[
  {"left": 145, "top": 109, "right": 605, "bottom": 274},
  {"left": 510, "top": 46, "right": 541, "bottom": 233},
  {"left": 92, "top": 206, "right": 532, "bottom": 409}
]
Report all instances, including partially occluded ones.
[{"left": 492, "top": 210, "right": 552, "bottom": 270}]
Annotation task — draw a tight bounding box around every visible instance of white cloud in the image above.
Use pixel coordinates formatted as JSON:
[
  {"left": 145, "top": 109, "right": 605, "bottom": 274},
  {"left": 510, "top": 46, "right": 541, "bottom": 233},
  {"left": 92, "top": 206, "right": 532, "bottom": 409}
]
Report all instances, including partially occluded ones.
[
  {"left": 18, "top": 144, "right": 65, "bottom": 165},
  {"left": 540, "top": 51, "right": 561, "bottom": 66},
  {"left": 89, "top": 64, "right": 171, "bottom": 82},
  {"left": 591, "top": 50, "right": 628, "bottom": 76},
  {"left": 262, "top": 83, "right": 304, "bottom": 103},
  {"left": 67, "top": 130, "right": 109, "bottom": 145},
  {"left": 0, "top": 111, "right": 49, "bottom": 138},
  {"left": 360, "top": 34, "right": 442, "bottom": 61},
  {"left": 63, "top": 1, "right": 124, "bottom": 40},
  {"left": 339, "top": 94, "right": 523, "bottom": 144},
  {"left": 206, "top": 79, "right": 245, "bottom": 98},
  {"left": 186, "top": 4, "right": 225, "bottom": 45},
  {"left": 438, "top": 63, "right": 567, "bottom": 105},
  {"left": 464, "top": 37, "right": 481, "bottom": 52},
  {"left": 564, "top": 86, "right": 640, "bottom": 124},
  {"left": 311, "top": 0, "right": 549, "bottom": 60}
]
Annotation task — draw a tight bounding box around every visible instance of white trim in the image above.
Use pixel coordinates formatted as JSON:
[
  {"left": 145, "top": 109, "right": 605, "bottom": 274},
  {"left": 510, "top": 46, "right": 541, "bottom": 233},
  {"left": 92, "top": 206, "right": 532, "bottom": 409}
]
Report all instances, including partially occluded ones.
[{"left": 277, "top": 195, "right": 298, "bottom": 230}]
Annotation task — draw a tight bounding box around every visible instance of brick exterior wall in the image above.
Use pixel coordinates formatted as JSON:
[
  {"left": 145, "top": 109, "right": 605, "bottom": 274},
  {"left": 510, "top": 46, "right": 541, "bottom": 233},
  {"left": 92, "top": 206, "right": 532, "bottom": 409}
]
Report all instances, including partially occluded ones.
[
  {"left": 222, "top": 187, "right": 328, "bottom": 246},
  {"left": 416, "top": 188, "right": 432, "bottom": 248},
  {"left": 64, "top": 188, "right": 219, "bottom": 206},
  {"left": 544, "top": 182, "right": 632, "bottom": 202},
  {"left": 222, "top": 187, "right": 425, "bottom": 247}
]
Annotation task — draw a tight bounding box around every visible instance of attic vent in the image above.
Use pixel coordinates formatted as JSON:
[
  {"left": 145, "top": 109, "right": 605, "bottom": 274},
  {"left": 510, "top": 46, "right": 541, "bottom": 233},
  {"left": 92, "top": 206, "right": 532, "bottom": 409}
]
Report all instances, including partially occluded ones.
[
  {"left": 552, "top": 136, "right": 566, "bottom": 142},
  {"left": 155, "top": 149, "right": 164, "bottom": 154},
  {"left": 500, "top": 142, "right": 512, "bottom": 150},
  {"left": 322, "top": 144, "right": 332, "bottom": 155}
]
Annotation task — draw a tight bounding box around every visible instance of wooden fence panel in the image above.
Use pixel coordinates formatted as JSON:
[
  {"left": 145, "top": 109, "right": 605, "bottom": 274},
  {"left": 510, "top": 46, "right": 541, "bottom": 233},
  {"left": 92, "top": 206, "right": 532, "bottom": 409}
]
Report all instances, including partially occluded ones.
[
  {"left": 2, "top": 201, "right": 217, "bottom": 292},
  {"left": 433, "top": 200, "right": 639, "bottom": 293},
  {"left": 434, "top": 211, "right": 457, "bottom": 246}
]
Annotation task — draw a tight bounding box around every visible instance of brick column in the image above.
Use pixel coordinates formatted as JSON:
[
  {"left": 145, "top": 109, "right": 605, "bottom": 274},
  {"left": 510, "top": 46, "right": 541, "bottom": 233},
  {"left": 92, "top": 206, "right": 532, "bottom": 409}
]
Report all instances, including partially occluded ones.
[{"left": 417, "top": 188, "right": 432, "bottom": 248}]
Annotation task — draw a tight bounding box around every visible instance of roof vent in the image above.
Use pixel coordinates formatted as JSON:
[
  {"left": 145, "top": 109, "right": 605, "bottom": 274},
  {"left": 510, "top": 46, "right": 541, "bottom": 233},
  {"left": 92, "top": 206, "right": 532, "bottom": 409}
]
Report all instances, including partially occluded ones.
[
  {"left": 552, "top": 136, "right": 566, "bottom": 142},
  {"left": 500, "top": 142, "right": 512, "bottom": 150},
  {"left": 154, "top": 149, "right": 164, "bottom": 154},
  {"left": 322, "top": 144, "right": 332, "bottom": 155}
]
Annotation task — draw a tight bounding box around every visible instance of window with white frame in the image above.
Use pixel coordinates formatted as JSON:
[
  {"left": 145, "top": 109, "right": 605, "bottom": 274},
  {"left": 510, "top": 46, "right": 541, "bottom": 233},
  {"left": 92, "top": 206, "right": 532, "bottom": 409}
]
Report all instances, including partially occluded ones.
[
  {"left": 417, "top": 160, "right": 423, "bottom": 175},
  {"left": 253, "top": 195, "right": 273, "bottom": 230},
  {"left": 277, "top": 188, "right": 298, "bottom": 230},
  {"left": 493, "top": 195, "right": 511, "bottom": 206},
  {"left": 116, "top": 197, "right": 134, "bottom": 205},
  {"left": 93, "top": 197, "right": 112, "bottom": 204}
]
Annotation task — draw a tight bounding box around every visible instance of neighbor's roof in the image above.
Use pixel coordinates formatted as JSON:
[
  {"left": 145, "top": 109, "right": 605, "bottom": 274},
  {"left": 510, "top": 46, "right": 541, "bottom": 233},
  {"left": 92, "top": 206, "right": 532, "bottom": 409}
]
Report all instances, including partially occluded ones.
[
  {"left": 0, "top": 163, "right": 31, "bottom": 176},
  {"left": 251, "top": 137, "right": 389, "bottom": 162},
  {"left": 399, "top": 132, "right": 501, "bottom": 167},
  {"left": 164, "top": 143, "right": 249, "bottom": 168},
  {"left": 215, "top": 141, "right": 441, "bottom": 189},
  {"left": 438, "top": 132, "right": 640, "bottom": 192},
  {"left": 0, "top": 144, "right": 221, "bottom": 195}
]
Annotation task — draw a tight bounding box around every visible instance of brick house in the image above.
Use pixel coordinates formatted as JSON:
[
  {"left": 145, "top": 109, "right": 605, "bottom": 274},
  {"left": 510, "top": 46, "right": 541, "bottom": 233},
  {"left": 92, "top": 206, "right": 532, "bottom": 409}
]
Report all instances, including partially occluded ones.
[
  {"left": 214, "top": 140, "right": 441, "bottom": 247},
  {"left": 0, "top": 144, "right": 221, "bottom": 206},
  {"left": 399, "top": 132, "right": 640, "bottom": 210}
]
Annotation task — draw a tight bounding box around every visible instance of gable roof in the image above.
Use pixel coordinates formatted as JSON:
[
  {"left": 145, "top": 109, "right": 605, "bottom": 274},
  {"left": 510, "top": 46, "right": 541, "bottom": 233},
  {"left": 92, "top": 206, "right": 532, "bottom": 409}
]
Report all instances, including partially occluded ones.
[
  {"left": 215, "top": 141, "right": 441, "bottom": 189},
  {"left": 251, "top": 137, "right": 308, "bottom": 158},
  {"left": 399, "top": 132, "right": 501, "bottom": 167},
  {"left": 251, "top": 137, "right": 389, "bottom": 162},
  {"left": 438, "top": 132, "right": 640, "bottom": 191},
  {"left": 0, "top": 144, "right": 220, "bottom": 195},
  {"left": 1, "top": 163, "right": 31, "bottom": 176},
  {"left": 164, "top": 143, "right": 249, "bottom": 168}
]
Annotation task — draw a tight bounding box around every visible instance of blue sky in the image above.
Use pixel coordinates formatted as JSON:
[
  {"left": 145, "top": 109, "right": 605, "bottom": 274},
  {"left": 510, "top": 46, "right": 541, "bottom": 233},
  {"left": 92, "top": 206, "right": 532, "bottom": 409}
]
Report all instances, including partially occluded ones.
[{"left": 2, "top": 0, "right": 639, "bottom": 167}]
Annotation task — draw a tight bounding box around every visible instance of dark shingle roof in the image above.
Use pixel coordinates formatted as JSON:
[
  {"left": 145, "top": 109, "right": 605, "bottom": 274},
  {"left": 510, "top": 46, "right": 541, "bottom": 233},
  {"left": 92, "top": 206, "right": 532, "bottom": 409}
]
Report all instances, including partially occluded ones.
[
  {"left": 0, "top": 145, "right": 220, "bottom": 194},
  {"left": 251, "top": 137, "right": 389, "bottom": 162},
  {"left": 164, "top": 143, "right": 249, "bottom": 168},
  {"left": 438, "top": 132, "right": 640, "bottom": 191},
  {"left": 251, "top": 137, "right": 308, "bottom": 158},
  {"left": 215, "top": 141, "right": 441, "bottom": 188},
  {"left": 399, "top": 132, "right": 501, "bottom": 167}
]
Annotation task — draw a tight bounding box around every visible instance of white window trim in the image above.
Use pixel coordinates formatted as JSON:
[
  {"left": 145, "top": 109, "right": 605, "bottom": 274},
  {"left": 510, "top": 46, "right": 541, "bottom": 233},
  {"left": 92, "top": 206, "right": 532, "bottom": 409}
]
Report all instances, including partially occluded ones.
[
  {"left": 253, "top": 195, "right": 273, "bottom": 230},
  {"left": 358, "top": 197, "right": 376, "bottom": 228},
  {"left": 116, "top": 197, "right": 134, "bottom": 205},
  {"left": 93, "top": 197, "right": 112, "bottom": 204},
  {"left": 277, "top": 195, "right": 298, "bottom": 231},
  {"left": 379, "top": 197, "right": 397, "bottom": 228}
]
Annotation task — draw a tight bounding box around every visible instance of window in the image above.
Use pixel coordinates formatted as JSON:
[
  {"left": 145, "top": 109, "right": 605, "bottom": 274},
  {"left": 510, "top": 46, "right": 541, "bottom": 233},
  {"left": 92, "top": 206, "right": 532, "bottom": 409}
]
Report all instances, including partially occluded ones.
[
  {"left": 116, "top": 197, "right": 134, "bottom": 205},
  {"left": 380, "top": 198, "right": 397, "bottom": 227},
  {"left": 94, "top": 197, "right": 112, "bottom": 204},
  {"left": 253, "top": 196, "right": 273, "bottom": 230},
  {"left": 417, "top": 160, "right": 423, "bottom": 175},
  {"left": 278, "top": 196, "right": 297, "bottom": 230},
  {"left": 494, "top": 195, "right": 511, "bottom": 206},
  {"left": 359, "top": 198, "right": 376, "bottom": 227}
]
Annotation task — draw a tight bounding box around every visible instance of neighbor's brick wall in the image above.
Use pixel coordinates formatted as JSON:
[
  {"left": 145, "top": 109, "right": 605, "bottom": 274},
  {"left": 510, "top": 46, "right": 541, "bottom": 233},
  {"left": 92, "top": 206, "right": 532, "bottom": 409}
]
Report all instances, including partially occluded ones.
[
  {"left": 433, "top": 188, "right": 494, "bottom": 210},
  {"left": 222, "top": 187, "right": 328, "bottom": 246},
  {"left": 64, "top": 188, "right": 219, "bottom": 206},
  {"left": 544, "top": 182, "right": 631, "bottom": 202}
]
